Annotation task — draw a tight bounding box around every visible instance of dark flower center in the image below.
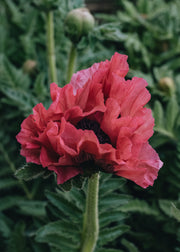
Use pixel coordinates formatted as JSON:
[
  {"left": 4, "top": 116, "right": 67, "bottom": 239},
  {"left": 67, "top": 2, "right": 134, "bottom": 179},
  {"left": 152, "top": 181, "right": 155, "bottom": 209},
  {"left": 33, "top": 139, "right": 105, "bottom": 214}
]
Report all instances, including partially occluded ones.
[{"left": 76, "top": 118, "right": 111, "bottom": 144}]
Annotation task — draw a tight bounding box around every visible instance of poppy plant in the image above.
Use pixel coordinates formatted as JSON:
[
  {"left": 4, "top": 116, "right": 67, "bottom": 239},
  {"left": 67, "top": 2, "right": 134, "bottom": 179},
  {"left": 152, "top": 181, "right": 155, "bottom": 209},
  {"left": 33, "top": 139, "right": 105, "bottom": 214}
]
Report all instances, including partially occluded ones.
[{"left": 16, "top": 52, "right": 163, "bottom": 188}]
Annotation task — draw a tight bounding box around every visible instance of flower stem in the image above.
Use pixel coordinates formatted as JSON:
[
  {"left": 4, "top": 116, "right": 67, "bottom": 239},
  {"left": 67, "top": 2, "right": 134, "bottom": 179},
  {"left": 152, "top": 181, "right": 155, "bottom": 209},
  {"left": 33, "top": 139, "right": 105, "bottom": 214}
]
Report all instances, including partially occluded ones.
[
  {"left": 81, "top": 173, "right": 99, "bottom": 252},
  {"left": 67, "top": 43, "right": 77, "bottom": 83},
  {"left": 47, "top": 10, "right": 58, "bottom": 83}
]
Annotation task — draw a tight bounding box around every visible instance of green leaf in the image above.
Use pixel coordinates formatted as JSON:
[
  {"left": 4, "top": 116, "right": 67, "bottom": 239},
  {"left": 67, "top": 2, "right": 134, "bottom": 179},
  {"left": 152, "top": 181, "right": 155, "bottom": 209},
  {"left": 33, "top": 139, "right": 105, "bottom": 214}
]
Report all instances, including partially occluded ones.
[
  {"left": 33, "top": 73, "right": 47, "bottom": 100},
  {"left": 159, "top": 200, "right": 180, "bottom": 221},
  {"left": 153, "top": 100, "right": 164, "bottom": 129},
  {"left": 36, "top": 220, "right": 80, "bottom": 251},
  {"left": 0, "top": 216, "right": 11, "bottom": 238},
  {"left": 166, "top": 97, "right": 179, "bottom": 131},
  {"left": 0, "top": 196, "right": 24, "bottom": 211},
  {"left": 99, "top": 211, "right": 126, "bottom": 228},
  {"left": 99, "top": 177, "right": 126, "bottom": 197},
  {"left": 45, "top": 190, "right": 82, "bottom": 222},
  {"left": 5, "top": 0, "right": 23, "bottom": 27},
  {"left": 58, "top": 179, "right": 72, "bottom": 191},
  {"left": 6, "top": 222, "right": 28, "bottom": 252},
  {"left": 99, "top": 225, "right": 130, "bottom": 246},
  {"left": 17, "top": 200, "right": 47, "bottom": 217},
  {"left": 0, "top": 55, "right": 30, "bottom": 88},
  {"left": 150, "top": 132, "right": 171, "bottom": 148},
  {"left": 0, "top": 178, "right": 19, "bottom": 190},
  {"left": 121, "top": 238, "right": 139, "bottom": 252},
  {"left": 36, "top": 220, "right": 80, "bottom": 242},
  {"left": 36, "top": 234, "right": 78, "bottom": 251},
  {"left": 93, "top": 23, "right": 127, "bottom": 42},
  {"left": 99, "top": 193, "right": 132, "bottom": 212},
  {"left": 72, "top": 174, "right": 86, "bottom": 189},
  {"left": 118, "top": 199, "right": 159, "bottom": 216},
  {"left": 15, "top": 163, "right": 47, "bottom": 181},
  {"left": 62, "top": 188, "right": 85, "bottom": 211},
  {"left": 171, "top": 203, "right": 180, "bottom": 222}
]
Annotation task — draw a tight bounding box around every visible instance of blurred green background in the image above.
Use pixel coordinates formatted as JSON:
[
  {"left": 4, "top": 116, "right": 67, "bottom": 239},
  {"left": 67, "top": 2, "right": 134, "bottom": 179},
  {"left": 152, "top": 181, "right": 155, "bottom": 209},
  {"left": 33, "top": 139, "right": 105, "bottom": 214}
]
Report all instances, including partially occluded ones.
[{"left": 0, "top": 0, "right": 180, "bottom": 251}]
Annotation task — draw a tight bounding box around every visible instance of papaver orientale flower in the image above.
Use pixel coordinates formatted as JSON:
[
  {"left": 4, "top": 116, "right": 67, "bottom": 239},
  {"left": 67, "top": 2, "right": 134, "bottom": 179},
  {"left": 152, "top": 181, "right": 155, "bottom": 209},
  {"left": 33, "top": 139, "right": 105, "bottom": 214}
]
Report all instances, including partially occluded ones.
[{"left": 16, "top": 52, "right": 163, "bottom": 188}]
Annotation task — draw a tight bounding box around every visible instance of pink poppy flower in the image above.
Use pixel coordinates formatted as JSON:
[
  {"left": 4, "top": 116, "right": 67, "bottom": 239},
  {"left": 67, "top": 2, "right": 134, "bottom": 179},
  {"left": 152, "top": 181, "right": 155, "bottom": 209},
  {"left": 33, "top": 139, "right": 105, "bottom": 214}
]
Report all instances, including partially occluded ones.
[{"left": 16, "top": 52, "right": 163, "bottom": 188}]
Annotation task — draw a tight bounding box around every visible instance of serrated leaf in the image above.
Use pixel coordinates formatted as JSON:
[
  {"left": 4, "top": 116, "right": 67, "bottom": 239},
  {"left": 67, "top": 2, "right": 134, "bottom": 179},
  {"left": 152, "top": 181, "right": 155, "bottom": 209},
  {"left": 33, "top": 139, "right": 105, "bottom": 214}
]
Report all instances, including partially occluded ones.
[
  {"left": 121, "top": 238, "right": 139, "bottom": 252},
  {"left": 45, "top": 190, "right": 82, "bottom": 222},
  {"left": 36, "top": 220, "right": 80, "bottom": 242},
  {"left": 99, "top": 193, "right": 132, "bottom": 212},
  {"left": 58, "top": 179, "right": 72, "bottom": 191},
  {"left": 150, "top": 133, "right": 170, "bottom": 148},
  {"left": 0, "top": 178, "right": 19, "bottom": 190},
  {"left": 63, "top": 188, "right": 85, "bottom": 211},
  {"left": 171, "top": 203, "right": 180, "bottom": 222},
  {"left": 166, "top": 98, "right": 179, "bottom": 131},
  {"left": 0, "top": 196, "right": 24, "bottom": 211},
  {"left": 159, "top": 200, "right": 180, "bottom": 221},
  {"left": 99, "top": 177, "right": 126, "bottom": 197},
  {"left": 99, "top": 225, "right": 130, "bottom": 246},
  {"left": 118, "top": 199, "right": 159, "bottom": 216},
  {"left": 46, "top": 204, "right": 65, "bottom": 221},
  {"left": 5, "top": 0, "right": 23, "bottom": 27},
  {"left": 0, "top": 55, "right": 30, "bottom": 88},
  {"left": 15, "top": 163, "right": 46, "bottom": 181},
  {"left": 99, "top": 211, "right": 126, "bottom": 228},
  {"left": 17, "top": 200, "right": 47, "bottom": 217},
  {"left": 0, "top": 218, "right": 11, "bottom": 238},
  {"left": 33, "top": 73, "right": 47, "bottom": 99},
  {"left": 72, "top": 174, "right": 86, "bottom": 189},
  {"left": 153, "top": 100, "right": 164, "bottom": 128},
  {"left": 36, "top": 220, "right": 80, "bottom": 252},
  {"left": 6, "top": 222, "right": 28, "bottom": 252},
  {"left": 36, "top": 231, "right": 79, "bottom": 251}
]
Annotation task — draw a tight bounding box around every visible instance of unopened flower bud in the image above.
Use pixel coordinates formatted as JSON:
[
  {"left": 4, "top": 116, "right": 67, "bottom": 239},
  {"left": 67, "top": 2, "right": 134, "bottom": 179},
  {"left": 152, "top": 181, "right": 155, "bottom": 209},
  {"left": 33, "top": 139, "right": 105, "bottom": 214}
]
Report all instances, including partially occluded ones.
[
  {"left": 158, "top": 77, "right": 175, "bottom": 96},
  {"left": 64, "top": 8, "right": 95, "bottom": 44},
  {"left": 23, "top": 60, "right": 38, "bottom": 76}
]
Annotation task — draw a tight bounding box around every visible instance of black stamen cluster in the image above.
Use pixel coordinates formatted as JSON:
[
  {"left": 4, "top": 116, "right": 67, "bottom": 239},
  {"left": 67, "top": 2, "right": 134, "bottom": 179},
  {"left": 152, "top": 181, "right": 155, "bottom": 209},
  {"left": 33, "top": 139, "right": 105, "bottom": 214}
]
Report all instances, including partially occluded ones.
[{"left": 76, "top": 118, "right": 111, "bottom": 144}]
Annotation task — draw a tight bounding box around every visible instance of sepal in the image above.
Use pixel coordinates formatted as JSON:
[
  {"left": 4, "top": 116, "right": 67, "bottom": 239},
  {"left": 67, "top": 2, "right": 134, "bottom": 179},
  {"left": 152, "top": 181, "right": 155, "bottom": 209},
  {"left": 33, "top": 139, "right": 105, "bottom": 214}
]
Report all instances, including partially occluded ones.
[{"left": 15, "top": 163, "right": 53, "bottom": 181}]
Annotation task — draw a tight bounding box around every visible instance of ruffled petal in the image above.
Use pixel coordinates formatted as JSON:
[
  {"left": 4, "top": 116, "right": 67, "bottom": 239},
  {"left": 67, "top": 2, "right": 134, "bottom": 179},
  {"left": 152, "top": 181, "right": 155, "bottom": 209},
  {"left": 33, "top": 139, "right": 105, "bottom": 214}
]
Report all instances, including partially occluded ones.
[
  {"left": 103, "top": 53, "right": 129, "bottom": 98},
  {"left": 49, "top": 164, "right": 80, "bottom": 184},
  {"left": 114, "top": 142, "right": 163, "bottom": 188},
  {"left": 120, "top": 77, "right": 151, "bottom": 116},
  {"left": 49, "top": 83, "right": 76, "bottom": 114},
  {"left": 69, "top": 60, "right": 109, "bottom": 93}
]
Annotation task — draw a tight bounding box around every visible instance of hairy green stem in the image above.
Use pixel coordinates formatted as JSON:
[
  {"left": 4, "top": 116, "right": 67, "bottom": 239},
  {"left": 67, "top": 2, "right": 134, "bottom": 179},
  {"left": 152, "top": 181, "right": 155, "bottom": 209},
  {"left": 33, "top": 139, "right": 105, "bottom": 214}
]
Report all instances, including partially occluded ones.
[
  {"left": 67, "top": 43, "right": 77, "bottom": 83},
  {"left": 47, "top": 11, "right": 58, "bottom": 83},
  {"left": 81, "top": 173, "right": 99, "bottom": 252}
]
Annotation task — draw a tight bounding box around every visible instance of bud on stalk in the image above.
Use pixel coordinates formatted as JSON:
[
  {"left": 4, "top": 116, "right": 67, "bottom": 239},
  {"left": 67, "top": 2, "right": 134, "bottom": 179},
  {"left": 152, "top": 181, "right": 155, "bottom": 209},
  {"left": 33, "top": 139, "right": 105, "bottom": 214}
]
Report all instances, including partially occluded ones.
[
  {"left": 64, "top": 8, "right": 95, "bottom": 44},
  {"left": 158, "top": 77, "right": 175, "bottom": 96}
]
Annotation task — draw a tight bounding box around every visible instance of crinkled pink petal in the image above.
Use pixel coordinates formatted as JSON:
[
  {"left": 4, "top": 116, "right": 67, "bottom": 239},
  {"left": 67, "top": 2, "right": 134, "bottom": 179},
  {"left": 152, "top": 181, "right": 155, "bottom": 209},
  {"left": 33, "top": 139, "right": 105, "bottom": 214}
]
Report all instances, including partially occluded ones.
[
  {"left": 109, "top": 75, "right": 150, "bottom": 117},
  {"left": 69, "top": 60, "right": 109, "bottom": 93},
  {"left": 49, "top": 83, "right": 76, "bottom": 114},
  {"left": 109, "top": 52, "right": 129, "bottom": 77},
  {"left": 116, "top": 137, "right": 132, "bottom": 161},
  {"left": 133, "top": 108, "right": 154, "bottom": 142},
  {"left": 114, "top": 142, "right": 163, "bottom": 188},
  {"left": 120, "top": 77, "right": 151, "bottom": 117},
  {"left": 103, "top": 53, "right": 129, "bottom": 98},
  {"left": 49, "top": 165, "right": 80, "bottom": 184},
  {"left": 20, "top": 148, "right": 41, "bottom": 164},
  {"left": 56, "top": 118, "right": 117, "bottom": 166}
]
